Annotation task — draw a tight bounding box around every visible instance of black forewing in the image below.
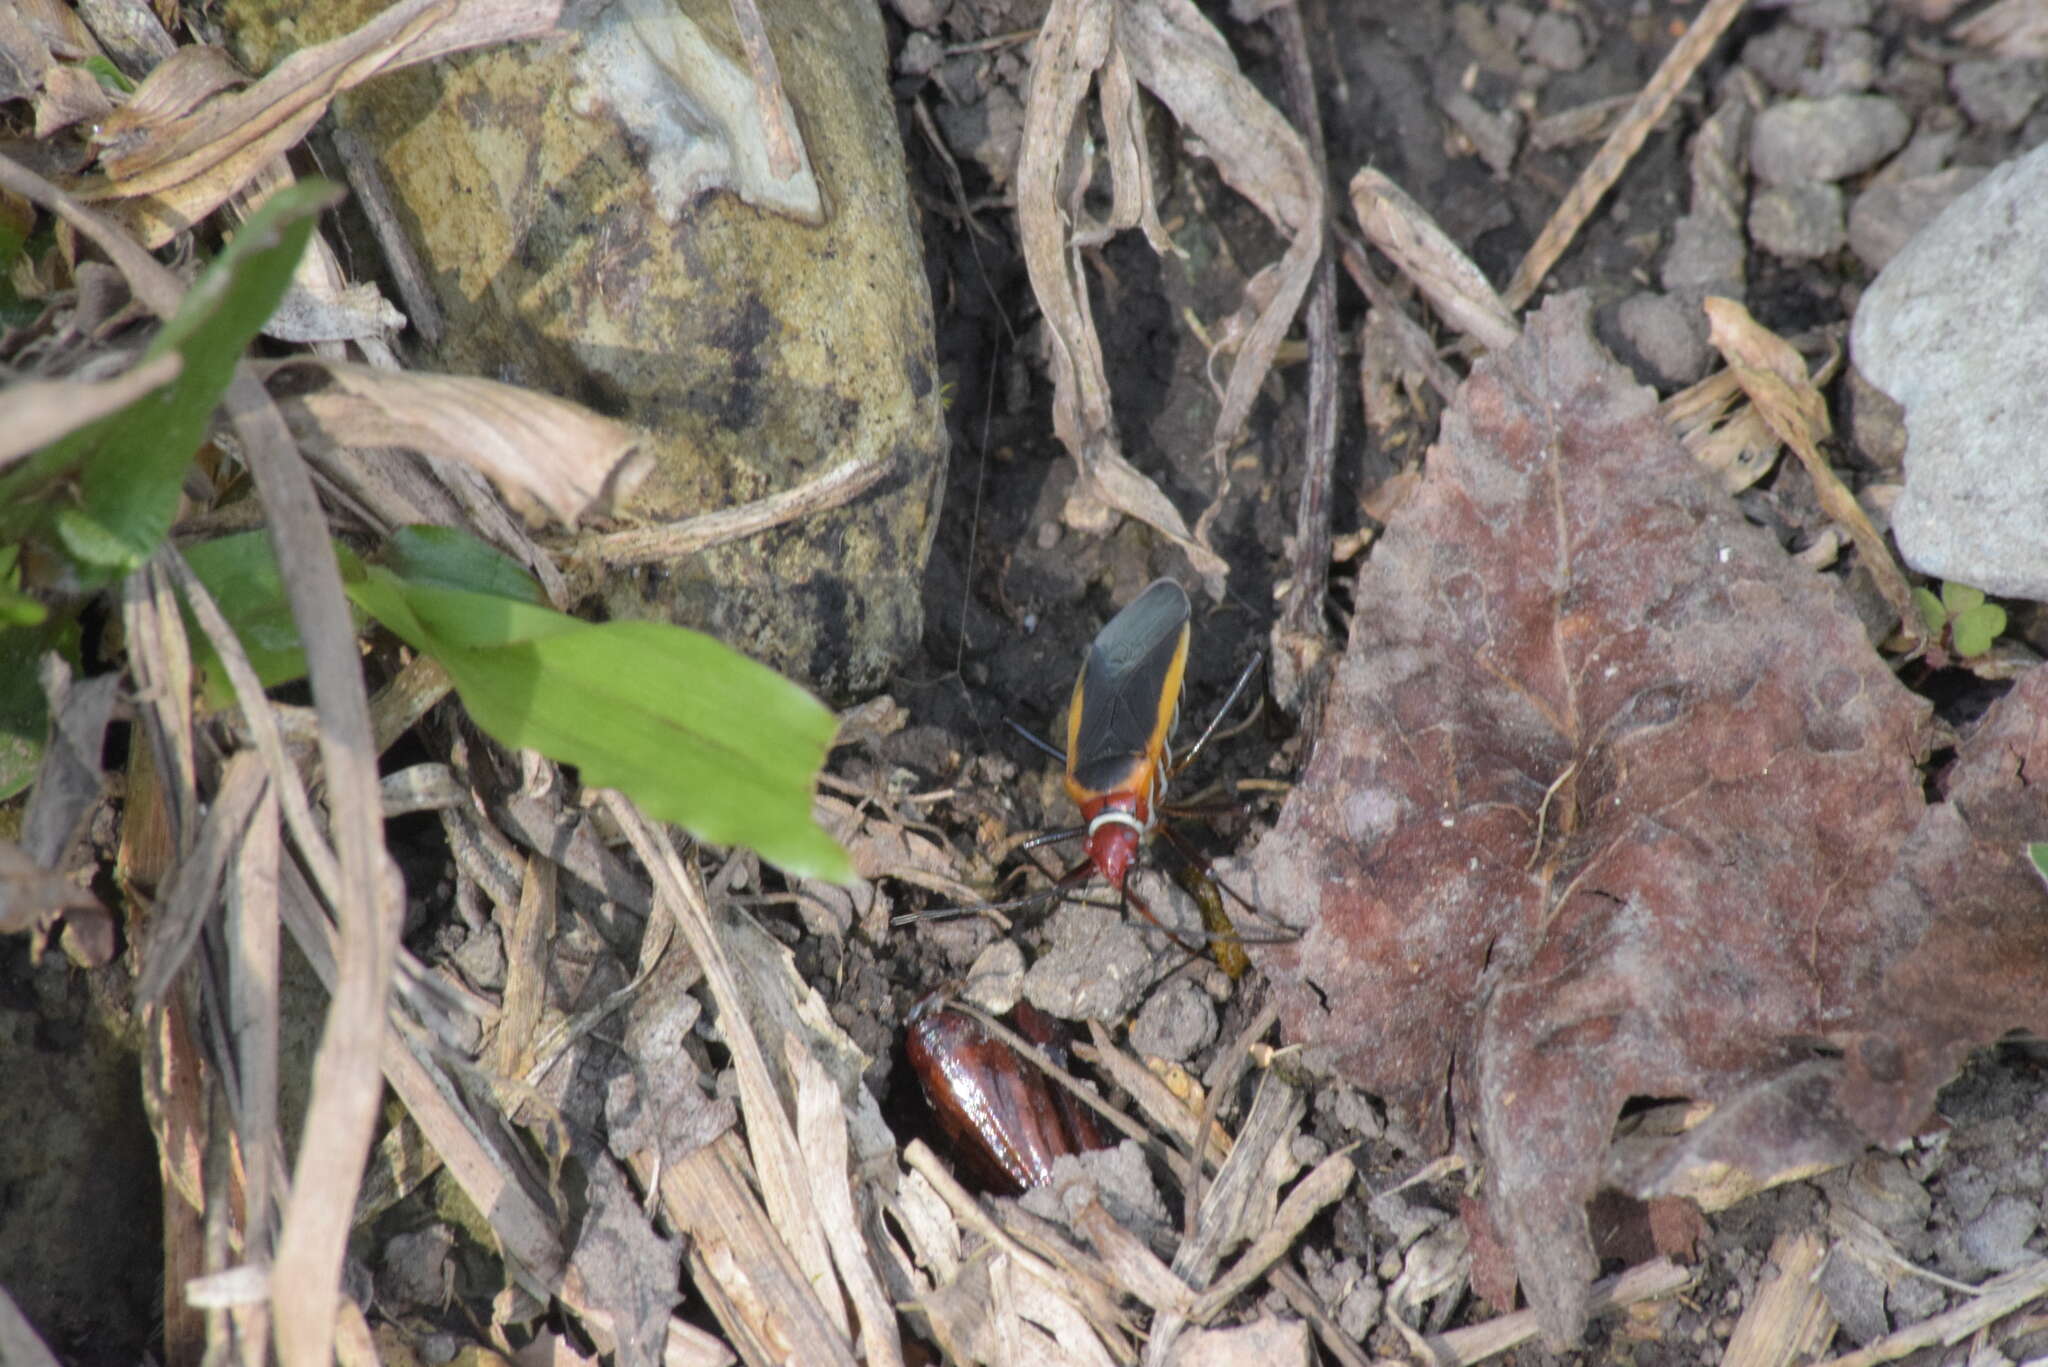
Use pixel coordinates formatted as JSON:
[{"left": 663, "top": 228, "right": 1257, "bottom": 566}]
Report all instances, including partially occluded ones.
[{"left": 1069, "top": 579, "right": 1189, "bottom": 794}]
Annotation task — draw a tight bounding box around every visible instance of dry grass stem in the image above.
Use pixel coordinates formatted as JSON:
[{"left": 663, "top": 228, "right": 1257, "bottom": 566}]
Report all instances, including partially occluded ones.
[
  {"left": 0, "top": 354, "right": 183, "bottom": 467},
  {"left": 1703, "top": 297, "right": 1918, "bottom": 640},
  {"left": 1720, "top": 1229, "right": 1835, "bottom": 1367},
  {"left": 1433, "top": 1258, "right": 1698, "bottom": 1364},
  {"left": 1502, "top": 0, "right": 1749, "bottom": 309},
  {"left": 1816, "top": 1258, "right": 2048, "bottom": 1367},
  {"left": 570, "top": 451, "right": 895, "bottom": 565}
]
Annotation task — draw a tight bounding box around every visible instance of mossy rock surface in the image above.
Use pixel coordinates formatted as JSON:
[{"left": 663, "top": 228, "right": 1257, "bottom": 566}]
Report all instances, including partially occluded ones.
[{"left": 228, "top": 0, "right": 946, "bottom": 697}]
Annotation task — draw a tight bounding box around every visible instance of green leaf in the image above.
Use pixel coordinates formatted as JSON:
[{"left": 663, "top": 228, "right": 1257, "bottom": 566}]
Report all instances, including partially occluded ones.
[
  {"left": 1940, "top": 581, "right": 1985, "bottom": 616},
  {"left": 79, "top": 56, "right": 134, "bottom": 94},
  {"left": 0, "top": 616, "right": 81, "bottom": 802},
  {"left": 350, "top": 565, "right": 849, "bottom": 881},
  {"left": 180, "top": 531, "right": 333, "bottom": 702},
  {"left": 1952, "top": 602, "right": 2006, "bottom": 659},
  {"left": 0, "top": 180, "right": 344, "bottom": 575},
  {"left": 1912, "top": 586, "right": 1947, "bottom": 636},
  {"left": 2028, "top": 843, "right": 2048, "bottom": 891},
  {"left": 378, "top": 525, "right": 546, "bottom": 606}
]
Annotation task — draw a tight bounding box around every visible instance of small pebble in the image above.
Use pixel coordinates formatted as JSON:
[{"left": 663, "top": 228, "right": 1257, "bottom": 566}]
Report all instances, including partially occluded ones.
[
  {"left": 895, "top": 30, "right": 943, "bottom": 79},
  {"left": 1736, "top": 26, "right": 1818, "bottom": 95},
  {"left": 1523, "top": 11, "right": 1589, "bottom": 72},
  {"left": 960, "top": 938, "right": 1025, "bottom": 1014},
  {"left": 1950, "top": 59, "right": 2046, "bottom": 133},
  {"left": 451, "top": 922, "right": 507, "bottom": 993},
  {"left": 1848, "top": 167, "right": 1989, "bottom": 271},
  {"left": 1960, "top": 1194, "right": 2039, "bottom": 1274},
  {"left": 1021, "top": 903, "right": 1162, "bottom": 1022},
  {"left": 1799, "top": 30, "right": 1879, "bottom": 98},
  {"left": 1749, "top": 179, "right": 1846, "bottom": 259},
  {"left": 1128, "top": 977, "right": 1217, "bottom": 1063},
  {"left": 1662, "top": 211, "right": 1747, "bottom": 299},
  {"left": 377, "top": 1226, "right": 456, "bottom": 1314},
  {"left": 1844, "top": 364, "right": 1907, "bottom": 472},
  {"left": 1879, "top": 54, "right": 1948, "bottom": 106},
  {"left": 1787, "top": 0, "right": 1873, "bottom": 30},
  {"left": 1740, "top": 26, "right": 1816, "bottom": 96},
  {"left": 1818, "top": 1250, "right": 1890, "bottom": 1345},
  {"left": 886, "top": 0, "right": 947, "bottom": 29},
  {"left": 1888, "top": 1273, "right": 1947, "bottom": 1324},
  {"left": 1751, "top": 95, "right": 1912, "bottom": 184},
  {"left": 1616, "top": 290, "right": 1710, "bottom": 385}
]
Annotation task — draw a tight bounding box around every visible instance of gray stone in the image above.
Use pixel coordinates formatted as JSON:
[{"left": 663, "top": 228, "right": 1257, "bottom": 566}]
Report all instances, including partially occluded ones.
[
  {"left": 1849, "top": 168, "right": 1990, "bottom": 271},
  {"left": 1128, "top": 976, "right": 1218, "bottom": 1063},
  {"left": 378, "top": 1226, "right": 457, "bottom": 1313},
  {"left": 1961, "top": 1194, "right": 2039, "bottom": 1274},
  {"left": 1752, "top": 95, "right": 1912, "bottom": 184},
  {"left": 1617, "top": 290, "right": 1711, "bottom": 384},
  {"left": 1828, "top": 1154, "right": 1934, "bottom": 1243},
  {"left": 1951, "top": 59, "right": 2046, "bottom": 133},
  {"left": 1524, "top": 11, "right": 1588, "bottom": 71},
  {"left": 1818, "top": 1250, "right": 1890, "bottom": 1345},
  {"left": 1844, "top": 365, "right": 1907, "bottom": 473},
  {"left": 1788, "top": 0, "right": 1873, "bottom": 29},
  {"left": 1851, "top": 144, "right": 2048, "bottom": 600},
  {"left": 1880, "top": 54, "right": 1948, "bottom": 106},
  {"left": 1887, "top": 1271, "right": 1948, "bottom": 1323},
  {"left": 1749, "top": 179, "right": 1846, "bottom": 259},
  {"left": 1799, "top": 30, "right": 1879, "bottom": 97},
  {"left": 1741, "top": 26, "right": 1816, "bottom": 95},
  {"left": 1663, "top": 211, "right": 1748, "bottom": 299},
  {"left": 1023, "top": 902, "right": 1168, "bottom": 1022}
]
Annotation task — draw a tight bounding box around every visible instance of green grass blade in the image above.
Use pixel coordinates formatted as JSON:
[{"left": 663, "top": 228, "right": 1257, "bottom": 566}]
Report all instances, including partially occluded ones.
[{"left": 0, "top": 180, "right": 344, "bottom": 572}]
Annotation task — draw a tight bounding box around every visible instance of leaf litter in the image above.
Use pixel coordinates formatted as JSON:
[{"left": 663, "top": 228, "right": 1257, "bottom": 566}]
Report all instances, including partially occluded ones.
[{"left": 1251, "top": 292, "right": 2048, "bottom": 1345}]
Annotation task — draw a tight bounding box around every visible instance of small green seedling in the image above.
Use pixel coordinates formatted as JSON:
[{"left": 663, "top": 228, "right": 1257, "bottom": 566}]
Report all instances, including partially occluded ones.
[
  {"left": 1913, "top": 581, "right": 2006, "bottom": 659},
  {"left": 2028, "top": 843, "right": 2048, "bottom": 893}
]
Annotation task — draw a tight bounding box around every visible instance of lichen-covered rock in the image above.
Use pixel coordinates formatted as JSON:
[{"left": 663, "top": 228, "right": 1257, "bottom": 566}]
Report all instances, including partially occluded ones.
[{"left": 227, "top": 0, "right": 946, "bottom": 697}]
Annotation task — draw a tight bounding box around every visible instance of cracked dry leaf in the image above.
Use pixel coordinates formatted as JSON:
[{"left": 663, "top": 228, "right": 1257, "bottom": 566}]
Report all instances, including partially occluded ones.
[{"left": 1251, "top": 294, "right": 1938, "bottom": 1344}]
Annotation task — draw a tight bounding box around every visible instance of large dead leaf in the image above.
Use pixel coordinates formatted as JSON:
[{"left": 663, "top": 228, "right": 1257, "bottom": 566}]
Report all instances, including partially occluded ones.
[{"left": 1250, "top": 295, "right": 2048, "bottom": 1344}]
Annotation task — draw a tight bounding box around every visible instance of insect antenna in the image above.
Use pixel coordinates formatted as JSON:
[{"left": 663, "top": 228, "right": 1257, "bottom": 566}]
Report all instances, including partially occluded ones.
[
  {"left": 1170, "top": 651, "right": 1263, "bottom": 778},
  {"left": 1005, "top": 718, "right": 1068, "bottom": 764}
]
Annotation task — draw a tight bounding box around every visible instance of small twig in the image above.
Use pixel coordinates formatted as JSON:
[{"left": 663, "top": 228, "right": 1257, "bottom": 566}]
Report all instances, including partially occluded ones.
[
  {"left": 564, "top": 451, "right": 897, "bottom": 565},
  {"left": 1268, "top": 0, "right": 1341, "bottom": 712},
  {"left": 727, "top": 0, "right": 800, "bottom": 181},
  {"left": 327, "top": 127, "right": 443, "bottom": 345},
  {"left": 1433, "top": 1257, "right": 1697, "bottom": 1364},
  {"left": 1816, "top": 1259, "right": 2048, "bottom": 1367},
  {"left": 1502, "top": 0, "right": 1749, "bottom": 310}
]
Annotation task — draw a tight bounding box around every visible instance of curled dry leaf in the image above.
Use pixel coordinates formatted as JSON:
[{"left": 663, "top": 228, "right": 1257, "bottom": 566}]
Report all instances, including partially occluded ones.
[
  {"left": 266, "top": 358, "right": 645, "bottom": 524},
  {"left": 84, "top": 0, "right": 565, "bottom": 246},
  {"left": 1350, "top": 169, "right": 1518, "bottom": 352},
  {"left": 1247, "top": 295, "right": 2045, "bottom": 1345},
  {"left": 1702, "top": 296, "right": 1918, "bottom": 641},
  {"left": 1015, "top": 0, "right": 1320, "bottom": 595}
]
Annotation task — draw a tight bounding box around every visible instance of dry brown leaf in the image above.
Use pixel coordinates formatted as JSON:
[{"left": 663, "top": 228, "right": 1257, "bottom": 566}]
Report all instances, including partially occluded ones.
[
  {"left": 0, "top": 0, "right": 114, "bottom": 135},
  {"left": 85, "top": 0, "right": 565, "bottom": 246},
  {"left": 1251, "top": 295, "right": 1951, "bottom": 1345},
  {"left": 265, "top": 358, "right": 644, "bottom": 525},
  {"left": 1702, "top": 297, "right": 1918, "bottom": 640}
]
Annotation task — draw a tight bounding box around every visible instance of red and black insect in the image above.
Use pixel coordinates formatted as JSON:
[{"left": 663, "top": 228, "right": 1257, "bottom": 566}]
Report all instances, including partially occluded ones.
[{"left": 905, "top": 578, "right": 1267, "bottom": 965}]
